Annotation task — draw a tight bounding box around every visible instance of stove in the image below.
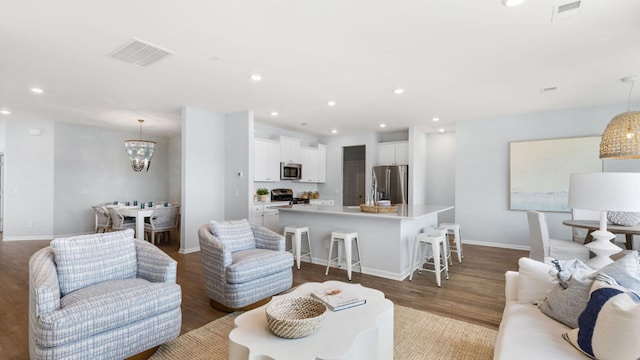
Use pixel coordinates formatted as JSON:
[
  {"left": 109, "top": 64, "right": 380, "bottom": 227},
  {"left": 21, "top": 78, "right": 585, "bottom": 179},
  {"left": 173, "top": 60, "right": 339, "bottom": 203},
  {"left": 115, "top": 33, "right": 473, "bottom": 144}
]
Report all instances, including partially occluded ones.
[
  {"left": 271, "top": 188, "right": 310, "bottom": 204},
  {"left": 290, "top": 197, "right": 310, "bottom": 204}
]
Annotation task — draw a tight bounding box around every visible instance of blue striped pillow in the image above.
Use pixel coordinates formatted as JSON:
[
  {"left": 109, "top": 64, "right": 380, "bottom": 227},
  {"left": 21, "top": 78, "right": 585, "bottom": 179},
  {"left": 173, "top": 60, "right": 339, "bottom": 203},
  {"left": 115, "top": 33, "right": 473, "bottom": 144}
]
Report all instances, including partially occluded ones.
[
  {"left": 210, "top": 219, "right": 256, "bottom": 253},
  {"left": 563, "top": 273, "right": 640, "bottom": 360}
]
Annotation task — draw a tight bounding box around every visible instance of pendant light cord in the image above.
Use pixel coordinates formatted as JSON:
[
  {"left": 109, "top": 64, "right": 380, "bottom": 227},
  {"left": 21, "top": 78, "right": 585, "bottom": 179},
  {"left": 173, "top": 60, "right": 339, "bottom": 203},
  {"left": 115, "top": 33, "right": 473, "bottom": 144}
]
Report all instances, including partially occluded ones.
[{"left": 628, "top": 81, "right": 635, "bottom": 112}]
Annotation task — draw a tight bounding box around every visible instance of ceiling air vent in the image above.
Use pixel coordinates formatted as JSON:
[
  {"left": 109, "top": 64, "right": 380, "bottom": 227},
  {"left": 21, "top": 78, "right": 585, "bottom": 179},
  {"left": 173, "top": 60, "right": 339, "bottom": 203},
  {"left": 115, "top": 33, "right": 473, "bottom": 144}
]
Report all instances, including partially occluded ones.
[
  {"left": 111, "top": 39, "right": 173, "bottom": 67},
  {"left": 552, "top": 0, "right": 583, "bottom": 21}
]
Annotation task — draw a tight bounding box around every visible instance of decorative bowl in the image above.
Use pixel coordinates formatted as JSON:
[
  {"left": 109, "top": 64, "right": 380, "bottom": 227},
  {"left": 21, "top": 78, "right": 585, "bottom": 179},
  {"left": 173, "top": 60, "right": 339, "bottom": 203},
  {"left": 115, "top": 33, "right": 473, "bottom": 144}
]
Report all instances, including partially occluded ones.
[
  {"left": 607, "top": 211, "right": 640, "bottom": 226},
  {"left": 265, "top": 297, "right": 327, "bottom": 339}
]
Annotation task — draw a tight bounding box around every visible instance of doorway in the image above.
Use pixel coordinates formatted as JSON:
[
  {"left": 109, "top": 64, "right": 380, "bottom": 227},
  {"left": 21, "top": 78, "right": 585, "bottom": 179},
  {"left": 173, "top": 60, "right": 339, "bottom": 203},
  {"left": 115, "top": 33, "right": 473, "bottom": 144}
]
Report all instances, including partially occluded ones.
[{"left": 342, "top": 145, "right": 366, "bottom": 206}]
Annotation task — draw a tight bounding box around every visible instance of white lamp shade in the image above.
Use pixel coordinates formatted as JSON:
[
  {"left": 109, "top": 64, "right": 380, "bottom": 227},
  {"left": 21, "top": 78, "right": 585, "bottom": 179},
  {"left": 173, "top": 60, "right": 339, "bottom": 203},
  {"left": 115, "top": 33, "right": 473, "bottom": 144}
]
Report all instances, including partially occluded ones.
[{"left": 568, "top": 172, "right": 640, "bottom": 212}]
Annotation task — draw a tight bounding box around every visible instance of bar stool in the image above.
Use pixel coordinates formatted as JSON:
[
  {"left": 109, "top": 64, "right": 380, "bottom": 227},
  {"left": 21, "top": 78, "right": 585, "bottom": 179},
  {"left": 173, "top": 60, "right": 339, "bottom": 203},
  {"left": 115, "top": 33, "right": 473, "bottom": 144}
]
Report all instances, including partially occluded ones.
[
  {"left": 283, "top": 226, "right": 313, "bottom": 270},
  {"left": 439, "top": 223, "right": 463, "bottom": 264},
  {"left": 325, "top": 231, "right": 361, "bottom": 281},
  {"left": 409, "top": 228, "right": 449, "bottom": 287}
]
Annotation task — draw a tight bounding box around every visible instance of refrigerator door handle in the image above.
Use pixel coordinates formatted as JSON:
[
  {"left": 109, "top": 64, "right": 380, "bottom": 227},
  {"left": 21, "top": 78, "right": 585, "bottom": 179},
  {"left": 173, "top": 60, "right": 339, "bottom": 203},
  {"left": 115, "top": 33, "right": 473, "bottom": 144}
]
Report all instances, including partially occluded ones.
[
  {"left": 386, "top": 169, "right": 391, "bottom": 198},
  {"left": 399, "top": 166, "right": 406, "bottom": 204}
]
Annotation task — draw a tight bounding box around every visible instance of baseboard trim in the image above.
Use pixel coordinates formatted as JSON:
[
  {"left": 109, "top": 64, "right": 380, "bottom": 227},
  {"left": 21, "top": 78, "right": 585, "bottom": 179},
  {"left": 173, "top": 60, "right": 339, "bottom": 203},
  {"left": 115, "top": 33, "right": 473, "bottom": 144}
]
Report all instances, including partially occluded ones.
[
  {"left": 462, "top": 240, "right": 529, "bottom": 251},
  {"left": 179, "top": 246, "right": 200, "bottom": 254},
  {"left": 3, "top": 235, "right": 53, "bottom": 241}
]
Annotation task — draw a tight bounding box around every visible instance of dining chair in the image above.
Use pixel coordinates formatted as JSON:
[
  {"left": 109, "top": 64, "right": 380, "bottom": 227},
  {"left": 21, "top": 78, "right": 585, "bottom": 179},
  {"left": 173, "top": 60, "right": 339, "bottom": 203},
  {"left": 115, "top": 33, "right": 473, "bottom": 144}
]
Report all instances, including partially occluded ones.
[
  {"left": 108, "top": 207, "right": 136, "bottom": 235},
  {"left": 144, "top": 206, "right": 180, "bottom": 244},
  {"left": 92, "top": 205, "right": 112, "bottom": 233},
  {"left": 527, "top": 210, "right": 590, "bottom": 262}
]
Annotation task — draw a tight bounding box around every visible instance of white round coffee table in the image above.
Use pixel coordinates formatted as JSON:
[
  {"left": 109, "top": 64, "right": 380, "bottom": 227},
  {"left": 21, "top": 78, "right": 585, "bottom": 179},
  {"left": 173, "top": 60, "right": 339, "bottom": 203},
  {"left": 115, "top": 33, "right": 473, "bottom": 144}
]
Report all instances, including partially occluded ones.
[{"left": 228, "top": 281, "right": 394, "bottom": 360}]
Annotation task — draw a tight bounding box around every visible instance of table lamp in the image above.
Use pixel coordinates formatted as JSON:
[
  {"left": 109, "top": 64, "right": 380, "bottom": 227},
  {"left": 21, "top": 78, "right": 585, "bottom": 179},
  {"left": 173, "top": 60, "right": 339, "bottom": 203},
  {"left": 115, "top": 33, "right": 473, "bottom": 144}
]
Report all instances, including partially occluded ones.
[{"left": 568, "top": 172, "right": 640, "bottom": 268}]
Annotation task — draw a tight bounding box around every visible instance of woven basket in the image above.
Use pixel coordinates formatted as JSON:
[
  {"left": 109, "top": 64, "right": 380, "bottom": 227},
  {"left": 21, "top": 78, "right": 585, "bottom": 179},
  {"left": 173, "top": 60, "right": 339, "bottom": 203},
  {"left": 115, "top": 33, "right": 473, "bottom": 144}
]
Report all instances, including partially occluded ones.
[{"left": 265, "top": 297, "right": 327, "bottom": 339}]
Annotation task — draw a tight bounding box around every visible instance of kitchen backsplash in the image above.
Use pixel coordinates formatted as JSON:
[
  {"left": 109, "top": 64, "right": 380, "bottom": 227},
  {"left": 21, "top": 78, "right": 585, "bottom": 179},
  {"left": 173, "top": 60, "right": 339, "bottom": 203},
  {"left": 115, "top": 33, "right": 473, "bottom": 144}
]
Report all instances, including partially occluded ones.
[{"left": 253, "top": 181, "right": 321, "bottom": 198}]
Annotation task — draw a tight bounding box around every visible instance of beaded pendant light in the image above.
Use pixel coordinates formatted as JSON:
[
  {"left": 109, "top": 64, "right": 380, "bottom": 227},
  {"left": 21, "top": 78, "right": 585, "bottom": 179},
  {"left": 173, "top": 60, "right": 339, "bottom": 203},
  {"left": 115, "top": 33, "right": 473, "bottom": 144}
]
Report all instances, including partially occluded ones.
[
  {"left": 124, "top": 119, "right": 156, "bottom": 172},
  {"left": 600, "top": 76, "right": 640, "bottom": 159}
]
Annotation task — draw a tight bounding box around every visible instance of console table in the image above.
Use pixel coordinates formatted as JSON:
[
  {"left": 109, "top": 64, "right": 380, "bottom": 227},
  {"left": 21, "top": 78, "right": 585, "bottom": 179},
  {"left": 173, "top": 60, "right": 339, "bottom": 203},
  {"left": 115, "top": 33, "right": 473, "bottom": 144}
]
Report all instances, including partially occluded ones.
[{"left": 228, "top": 281, "right": 394, "bottom": 360}]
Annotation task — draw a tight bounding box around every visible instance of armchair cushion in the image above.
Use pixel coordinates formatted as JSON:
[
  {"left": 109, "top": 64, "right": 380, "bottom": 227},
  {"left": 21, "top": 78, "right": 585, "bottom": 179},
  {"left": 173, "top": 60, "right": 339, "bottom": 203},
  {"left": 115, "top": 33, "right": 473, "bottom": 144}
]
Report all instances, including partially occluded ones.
[
  {"left": 51, "top": 229, "right": 136, "bottom": 296},
  {"left": 36, "top": 278, "right": 180, "bottom": 347},
  {"left": 227, "top": 248, "right": 294, "bottom": 284},
  {"left": 210, "top": 219, "right": 256, "bottom": 253}
]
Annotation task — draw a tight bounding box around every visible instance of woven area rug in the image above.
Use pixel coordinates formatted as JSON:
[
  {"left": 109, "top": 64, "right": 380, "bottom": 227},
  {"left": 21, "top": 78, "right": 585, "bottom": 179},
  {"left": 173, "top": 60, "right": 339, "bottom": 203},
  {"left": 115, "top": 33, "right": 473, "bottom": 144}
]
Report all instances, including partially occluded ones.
[{"left": 150, "top": 305, "right": 496, "bottom": 360}]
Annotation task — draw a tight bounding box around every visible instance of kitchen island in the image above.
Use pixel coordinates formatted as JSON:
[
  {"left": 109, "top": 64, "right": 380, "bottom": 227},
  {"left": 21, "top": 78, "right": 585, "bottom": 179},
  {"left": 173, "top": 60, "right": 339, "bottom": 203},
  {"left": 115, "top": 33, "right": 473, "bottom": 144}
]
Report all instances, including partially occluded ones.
[{"left": 275, "top": 204, "right": 454, "bottom": 281}]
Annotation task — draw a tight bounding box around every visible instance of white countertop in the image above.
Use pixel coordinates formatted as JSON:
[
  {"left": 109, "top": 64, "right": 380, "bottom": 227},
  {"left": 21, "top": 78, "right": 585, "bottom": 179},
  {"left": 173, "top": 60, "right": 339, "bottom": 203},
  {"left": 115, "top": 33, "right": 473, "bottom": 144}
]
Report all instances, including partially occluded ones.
[{"left": 275, "top": 204, "right": 453, "bottom": 220}]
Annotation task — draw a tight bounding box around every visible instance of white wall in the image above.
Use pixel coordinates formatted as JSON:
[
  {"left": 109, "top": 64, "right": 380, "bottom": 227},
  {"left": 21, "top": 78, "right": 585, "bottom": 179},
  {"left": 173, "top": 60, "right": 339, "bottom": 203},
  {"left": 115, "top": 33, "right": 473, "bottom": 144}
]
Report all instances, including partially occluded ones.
[
  {"left": 426, "top": 131, "right": 456, "bottom": 224},
  {"left": 225, "top": 111, "right": 253, "bottom": 220},
  {"left": 168, "top": 135, "right": 182, "bottom": 204},
  {"left": 456, "top": 102, "right": 640, "bottom": 249},
  {"left": 181, "top": 106, "right": 226, "bottom": 253},
  {"left": 53, "top": 122, "right": 170, "bottom": 236},
  {"left": 4, "top": 118, "right": 54, "bottom": 239},
  {"left": 318, "top": 131, "right": 380, "bottom": 205},
  {"left": 254, "top": 122, "right": 319, "bottom": 146},
  {"left": 408, "top": 127, "right": 428, "bottom": 205}
]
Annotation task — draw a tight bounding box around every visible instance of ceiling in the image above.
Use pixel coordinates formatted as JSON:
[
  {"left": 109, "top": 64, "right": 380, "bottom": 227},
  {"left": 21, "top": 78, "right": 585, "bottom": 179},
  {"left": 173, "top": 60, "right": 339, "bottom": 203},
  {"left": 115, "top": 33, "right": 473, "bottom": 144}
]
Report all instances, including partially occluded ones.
[{"left": 1, "top": 0, "right": 639, "bottom": 137}]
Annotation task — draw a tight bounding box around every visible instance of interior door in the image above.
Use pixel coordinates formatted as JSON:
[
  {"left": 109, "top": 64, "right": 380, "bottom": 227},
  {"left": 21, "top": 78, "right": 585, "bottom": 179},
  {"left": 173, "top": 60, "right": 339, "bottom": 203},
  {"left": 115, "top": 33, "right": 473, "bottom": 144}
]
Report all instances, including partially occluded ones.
[{"left": 342, "top": 146, "right": 366, "bottom": 206}]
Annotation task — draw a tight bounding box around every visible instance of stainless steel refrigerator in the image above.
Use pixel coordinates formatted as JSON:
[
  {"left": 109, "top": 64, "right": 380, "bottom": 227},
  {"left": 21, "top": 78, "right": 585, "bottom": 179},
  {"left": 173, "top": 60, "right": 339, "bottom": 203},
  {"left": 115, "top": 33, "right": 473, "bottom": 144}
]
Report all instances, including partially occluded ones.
[{"left": 372, "top": 165, "right": 409, "bottom": 204}]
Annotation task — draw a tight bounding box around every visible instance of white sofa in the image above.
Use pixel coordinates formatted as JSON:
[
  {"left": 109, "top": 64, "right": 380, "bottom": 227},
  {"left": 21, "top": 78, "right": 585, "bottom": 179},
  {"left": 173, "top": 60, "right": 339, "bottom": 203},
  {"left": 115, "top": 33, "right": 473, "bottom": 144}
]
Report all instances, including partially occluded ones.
[{"left": 493, "top": 269, "right": 586, "bottom": 359}]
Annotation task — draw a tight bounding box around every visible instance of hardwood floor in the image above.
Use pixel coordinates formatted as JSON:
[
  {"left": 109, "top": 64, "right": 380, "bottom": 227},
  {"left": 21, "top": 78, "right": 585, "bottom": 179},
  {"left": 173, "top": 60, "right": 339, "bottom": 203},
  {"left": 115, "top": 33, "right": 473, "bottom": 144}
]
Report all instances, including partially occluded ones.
[{"left": 0, "top": 236, "right": 526, "bottom": 359}]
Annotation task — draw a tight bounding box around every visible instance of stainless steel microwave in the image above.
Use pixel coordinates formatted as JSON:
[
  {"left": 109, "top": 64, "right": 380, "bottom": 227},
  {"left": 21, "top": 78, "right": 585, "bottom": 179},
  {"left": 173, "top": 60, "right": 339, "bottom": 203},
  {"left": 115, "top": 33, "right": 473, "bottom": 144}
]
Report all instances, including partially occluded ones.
[{"left": 280, "top": 162, "right": 302, "bottom": 180}]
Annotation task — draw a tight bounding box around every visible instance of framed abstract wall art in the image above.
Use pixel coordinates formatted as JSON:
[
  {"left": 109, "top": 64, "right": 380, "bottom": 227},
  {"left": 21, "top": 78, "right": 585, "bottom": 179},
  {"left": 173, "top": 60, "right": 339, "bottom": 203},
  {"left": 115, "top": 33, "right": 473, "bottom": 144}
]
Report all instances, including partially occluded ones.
[{"left": 509, "top": 136, "right": 602, "bottom": 212}]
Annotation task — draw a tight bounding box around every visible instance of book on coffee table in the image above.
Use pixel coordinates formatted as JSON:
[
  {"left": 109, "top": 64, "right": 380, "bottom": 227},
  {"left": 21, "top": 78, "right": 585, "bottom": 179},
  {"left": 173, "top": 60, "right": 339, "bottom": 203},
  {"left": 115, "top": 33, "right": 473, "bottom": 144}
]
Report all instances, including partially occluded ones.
[{"left": 311, "top": 287, "right": 366, "bottom": 311}]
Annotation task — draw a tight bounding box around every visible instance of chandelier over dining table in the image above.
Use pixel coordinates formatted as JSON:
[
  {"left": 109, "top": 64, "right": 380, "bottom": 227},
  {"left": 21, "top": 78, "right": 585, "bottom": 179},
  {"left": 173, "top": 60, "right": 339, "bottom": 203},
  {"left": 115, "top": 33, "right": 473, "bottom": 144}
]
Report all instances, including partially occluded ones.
[{"left": 124, "top": 119, "right": 156, "bottom": 172}]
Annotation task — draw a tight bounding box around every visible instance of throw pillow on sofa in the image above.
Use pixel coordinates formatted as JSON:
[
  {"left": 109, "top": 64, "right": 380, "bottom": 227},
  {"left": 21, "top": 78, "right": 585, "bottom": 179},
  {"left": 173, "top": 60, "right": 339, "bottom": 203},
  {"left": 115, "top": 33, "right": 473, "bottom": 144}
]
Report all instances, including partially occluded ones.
[
  {"left": 516, "top": 257, "right": 559, "bottom": 304},
  {"left": 538, "top": 259, "right": 596, "bottom": 328},
  {"left": 563, "top": 273, "right": 640, "bottom": 360},
  {"left": 598, "top": 251, "right": 640, "bottom": 291}
]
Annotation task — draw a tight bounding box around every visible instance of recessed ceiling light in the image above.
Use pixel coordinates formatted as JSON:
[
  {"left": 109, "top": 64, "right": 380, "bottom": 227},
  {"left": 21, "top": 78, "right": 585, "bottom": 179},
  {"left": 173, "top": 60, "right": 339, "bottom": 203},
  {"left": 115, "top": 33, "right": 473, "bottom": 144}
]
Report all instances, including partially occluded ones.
[
  {"left": 438, "top": 128, "right": 446, "bottom": 134},
  {"left": 270, "top": 111, "right": 279, "bottom": 116},
  {"left": 31, "top": 88, "right": 44, "bottom": 94},
  {"left": 502, "top": 0, "right": 526, "bottom": 7},
  {"left": 331, "top": 129, "right": 338, "bottom": 134},
  {"left": 432, "top": 117, "right": 440, "bottom": 122},
  {"left": 328, "top": 101, "right": 336, "bottom": 107},
  {"left": 0, "top": 109, "right": 10, "bottom": 115},
  {"left": 250, "top": 74, "right": 262, "bottom": 81},
  {"left": 394, "top": 88, "right": 404, "bottom": 95},
  {"left": 379, "top": 124, "right": 387, "bottom": 128}
]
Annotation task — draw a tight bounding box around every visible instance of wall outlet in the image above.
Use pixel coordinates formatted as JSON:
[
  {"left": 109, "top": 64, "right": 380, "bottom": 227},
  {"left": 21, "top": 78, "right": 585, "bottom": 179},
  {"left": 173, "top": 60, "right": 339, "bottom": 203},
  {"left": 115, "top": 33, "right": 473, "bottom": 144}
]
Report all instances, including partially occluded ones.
[{"left": 27, "top": 221, "right": 33, "bottom": 228}]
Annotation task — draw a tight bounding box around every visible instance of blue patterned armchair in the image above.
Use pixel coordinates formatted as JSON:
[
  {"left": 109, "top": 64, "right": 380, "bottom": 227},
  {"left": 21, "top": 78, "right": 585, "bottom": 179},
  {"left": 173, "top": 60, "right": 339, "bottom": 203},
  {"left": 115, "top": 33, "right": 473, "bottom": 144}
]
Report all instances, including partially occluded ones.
[
  {"left": 198, "top": 220, "right": 293, "bottom": 311},
  {"left": 29, "top": 229, "right": 182, "bottom": 360}
]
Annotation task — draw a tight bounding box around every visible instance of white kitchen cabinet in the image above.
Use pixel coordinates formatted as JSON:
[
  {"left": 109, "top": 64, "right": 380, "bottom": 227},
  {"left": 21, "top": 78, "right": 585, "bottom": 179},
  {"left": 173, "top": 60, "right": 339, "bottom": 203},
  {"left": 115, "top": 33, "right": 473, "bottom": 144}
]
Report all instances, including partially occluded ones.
[
  {"left": 377, "top": 141, "right": 408, "bottom": 165},
  {"left": 254, "top": 138, "right": 280, "bottom": 182},
  {"left": 249, "top": 204, "right": 280, "bottom": 233},
  {"left": 317, "top": 144, "right": 326, "bottom": 183},
  {"left": 299, "top": 144, "right": 327, "bottom": 183},
  {"left": 280, "top": 136, "right": 301, "bottom": 164},
  {"left": 263, "top": 210, "right": 280, "bottom": 233},
  {"left": 300, "top": 146, "right": 318, "bottom": 183}
]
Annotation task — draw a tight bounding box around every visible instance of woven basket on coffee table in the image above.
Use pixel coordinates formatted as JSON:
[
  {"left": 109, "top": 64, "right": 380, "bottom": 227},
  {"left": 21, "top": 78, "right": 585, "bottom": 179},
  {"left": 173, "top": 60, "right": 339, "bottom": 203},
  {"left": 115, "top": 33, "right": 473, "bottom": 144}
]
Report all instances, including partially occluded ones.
[{"left": 265, "top": 297, "right": 327, "bottom": 339}]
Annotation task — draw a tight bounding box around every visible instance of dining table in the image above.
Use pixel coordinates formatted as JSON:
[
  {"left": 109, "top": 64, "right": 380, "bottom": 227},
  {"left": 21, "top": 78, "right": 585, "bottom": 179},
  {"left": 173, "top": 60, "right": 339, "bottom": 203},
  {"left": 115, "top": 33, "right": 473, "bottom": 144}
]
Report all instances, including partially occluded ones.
[
  {"left": 562, "top": 219, "right": 638, "bottom": 250},
  {"left": 115, "top": 206, "right": 155, "bottom": 240}
]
